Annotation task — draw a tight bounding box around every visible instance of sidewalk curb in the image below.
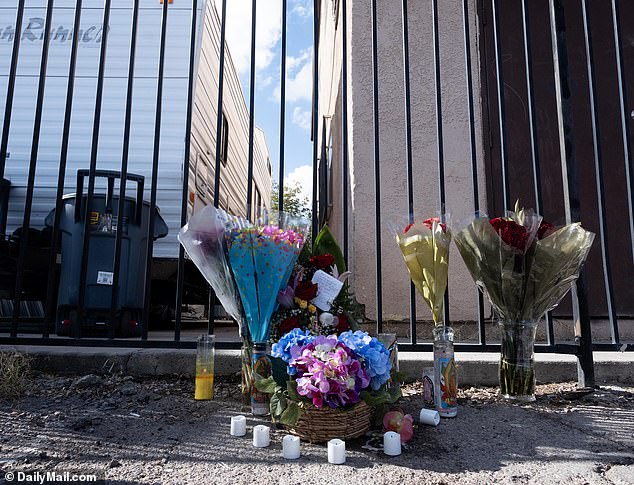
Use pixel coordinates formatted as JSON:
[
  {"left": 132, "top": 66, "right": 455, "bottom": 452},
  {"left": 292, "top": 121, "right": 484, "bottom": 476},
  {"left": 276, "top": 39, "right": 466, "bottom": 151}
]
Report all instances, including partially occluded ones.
[{"left": 1, "top": 345, "right": 632, "bottom": 385}]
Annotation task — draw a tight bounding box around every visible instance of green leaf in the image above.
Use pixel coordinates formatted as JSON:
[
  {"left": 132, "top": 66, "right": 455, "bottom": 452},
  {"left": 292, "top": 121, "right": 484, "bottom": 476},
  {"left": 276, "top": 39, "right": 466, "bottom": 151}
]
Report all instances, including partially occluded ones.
[
  {"left": 270, "top": 356, "right": 290, "bottom": 387},
  {"left": 286, "top": 380, "right": 300, "bottom": 401},
  {"left": 254, "top": 376, "right": 278, "bottom": 394},
  {"left": 360, "top": 386, "right": 402, "bottom": 407},
  {"left": 312, "top": 225, "right": 346, "bottom": 272},
  {"left": 270, "top": 392, "right": 288, "bottom": 417},
  {"left": 279, "top": 401, "right": 302, "bottom": 425}
]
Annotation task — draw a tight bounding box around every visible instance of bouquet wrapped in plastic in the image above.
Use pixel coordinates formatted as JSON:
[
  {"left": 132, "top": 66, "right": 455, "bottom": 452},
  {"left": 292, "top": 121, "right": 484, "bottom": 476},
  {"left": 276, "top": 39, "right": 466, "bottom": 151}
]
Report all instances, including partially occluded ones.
[
  {"left": 391, "top": 217, "right": 451, "bottom": 325},
  {"left": 178, "top": 205, "right": 242, "bottom": 322},
  {"left": 453, "top": 203, "right": 595, "bottom": 400},
  {"left": 224, "top": 210, "right": 310, "bottom": 344}
]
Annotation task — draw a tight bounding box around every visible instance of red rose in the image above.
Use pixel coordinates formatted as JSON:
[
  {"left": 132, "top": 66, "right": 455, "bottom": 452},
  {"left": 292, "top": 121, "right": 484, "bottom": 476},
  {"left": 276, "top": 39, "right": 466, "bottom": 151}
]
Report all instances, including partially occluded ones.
[
  {"left": 423, "top": 217, "right": 447, "bottom": 232},
  {"left": 279, "top": 316, "right": 301, "bottom": 334},
  {"left": 309, "top": 254, "right": 335, "bottom": 269},
  {"left": 294, "top": 280, "right": 318, "bottom": 301},
  {"left": 404, "top": 217, "right": 446, "bottom": 234},
  {"left": 537, "top": 222, "right": 555, "bottom": 240},
  {"left": 336, "top": 313, "right": 350, "bottom": 333},
  {"left": 490, "top": 217, "right": 530, "bottom": 252}
]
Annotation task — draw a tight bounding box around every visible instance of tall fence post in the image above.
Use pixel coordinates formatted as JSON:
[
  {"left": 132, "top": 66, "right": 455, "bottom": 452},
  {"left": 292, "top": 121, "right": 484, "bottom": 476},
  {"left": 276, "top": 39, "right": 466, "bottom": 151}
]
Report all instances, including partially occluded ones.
[{"left": 549, "top": 0, "right": 595, "bottom": 388}]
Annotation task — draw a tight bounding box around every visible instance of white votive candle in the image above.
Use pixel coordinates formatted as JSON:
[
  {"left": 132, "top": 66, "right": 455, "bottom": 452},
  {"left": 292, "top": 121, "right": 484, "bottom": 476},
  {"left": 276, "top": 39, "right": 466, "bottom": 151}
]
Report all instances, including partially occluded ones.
[
  {"left": 419, "top": 408, "right": 441, "bottom": 427},
  {"left": 282, "top": 435, "right": 300, "bottom": 459},
  {"left": 230, "top": 415, "right": 247, "bottom": 436},
  {"left": 383, "top": 431, "right": 401, "bottom": 456},
  {"left": 327, "top": 439, "right": 346, "bottom": 464},
  {"left": 253, "top": 425, "right": 270, "bottom": 447}
]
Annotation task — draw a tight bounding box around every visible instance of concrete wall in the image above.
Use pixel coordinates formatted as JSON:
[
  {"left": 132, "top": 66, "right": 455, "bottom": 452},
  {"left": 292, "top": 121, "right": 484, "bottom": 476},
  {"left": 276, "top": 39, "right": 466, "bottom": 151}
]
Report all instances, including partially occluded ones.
[{"left": 318, "top": 0, "right": 489, "bottom": 324}]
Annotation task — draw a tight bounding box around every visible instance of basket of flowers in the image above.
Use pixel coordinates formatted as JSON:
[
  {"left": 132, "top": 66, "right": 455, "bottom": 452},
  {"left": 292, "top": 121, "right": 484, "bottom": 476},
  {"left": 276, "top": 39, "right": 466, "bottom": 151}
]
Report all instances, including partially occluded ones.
[{"left": 256, "top": 329, "right": 397, "bottom": 443}]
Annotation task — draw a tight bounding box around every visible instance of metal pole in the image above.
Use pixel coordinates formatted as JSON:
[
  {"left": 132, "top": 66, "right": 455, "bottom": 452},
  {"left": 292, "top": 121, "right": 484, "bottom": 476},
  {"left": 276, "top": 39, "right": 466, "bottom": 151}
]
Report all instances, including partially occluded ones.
[
  {"left": 44, "top": 0, "right": 84, "bottom": 337},
  {"left": 549, "top": 0, "right": 594, "bottom": 388},
  {"left": 110, "top": 0, "right": 141, "bottom": 340},
  {"left": 401, "top": 0, "right": 417, "bottom": 343},
  {"left": 11, "top": 0, "right": 55, "bottom": 337},
  {"left": 370, "top": 0, "right": 383, "bottom": 334},
  {"left": 278, "top": 0, "right": 287, "bottom": 214},
  {"left": 461, "top": 0, "right": 486, "bottom": 344},
  {"left": 245, "top": 0, "right": 257, "bottom": 218},
  {"left": 174, "top": 0, "right": 199, "bottom": 341},
  {"left": 491, "top": 0, "right": 510, "bottom": 212},
  {"left": 0, "top": 0, "right": 25, "bottom": 178},
  {"left": 141, "top": 0, "right": 169, "bottom": 340},
  {"left": 76, "top": 0, "right": 113, "bottom": 338},
  {"left": 341, "top": 0, "right": 349, "bottom": 266}
]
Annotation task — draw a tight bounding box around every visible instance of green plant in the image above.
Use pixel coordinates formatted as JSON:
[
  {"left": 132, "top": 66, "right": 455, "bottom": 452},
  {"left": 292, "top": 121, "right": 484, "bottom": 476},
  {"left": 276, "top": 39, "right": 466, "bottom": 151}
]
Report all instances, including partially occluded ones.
[{"left": 0, "top": 352, "right": 31, "bottom": 399}]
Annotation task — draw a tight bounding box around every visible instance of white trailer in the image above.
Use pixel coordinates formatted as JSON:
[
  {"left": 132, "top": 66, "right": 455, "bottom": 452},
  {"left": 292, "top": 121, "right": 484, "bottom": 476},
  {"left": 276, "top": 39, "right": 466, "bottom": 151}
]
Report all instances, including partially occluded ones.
[{"left": 0, "top": 0, "right": 273, "bottom": 263}]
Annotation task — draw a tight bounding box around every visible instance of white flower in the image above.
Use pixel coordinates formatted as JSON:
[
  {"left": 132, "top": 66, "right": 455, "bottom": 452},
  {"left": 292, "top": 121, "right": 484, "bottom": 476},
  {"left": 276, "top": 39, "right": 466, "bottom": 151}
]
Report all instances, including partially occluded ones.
[{"left": 319, "top": 312, "right": 338, "bottom": 327}]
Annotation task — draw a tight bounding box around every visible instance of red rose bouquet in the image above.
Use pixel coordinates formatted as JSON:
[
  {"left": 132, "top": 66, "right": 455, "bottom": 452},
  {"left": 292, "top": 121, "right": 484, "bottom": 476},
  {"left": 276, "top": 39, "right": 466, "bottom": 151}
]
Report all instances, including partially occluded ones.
[{"left": 453, "top": 203, "right": 594, "bottom": 400}]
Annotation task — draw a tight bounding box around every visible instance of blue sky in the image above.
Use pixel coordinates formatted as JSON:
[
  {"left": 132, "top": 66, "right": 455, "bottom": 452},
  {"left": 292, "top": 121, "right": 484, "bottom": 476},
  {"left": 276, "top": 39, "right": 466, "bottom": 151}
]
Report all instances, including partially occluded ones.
[{"left": 215, "top": 0, "right": 314, "bottom": 203}]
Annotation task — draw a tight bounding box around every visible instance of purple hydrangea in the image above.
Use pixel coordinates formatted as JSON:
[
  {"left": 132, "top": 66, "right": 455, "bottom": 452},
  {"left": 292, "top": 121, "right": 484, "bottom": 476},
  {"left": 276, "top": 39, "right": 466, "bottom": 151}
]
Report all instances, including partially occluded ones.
[
  {"left": 289, "top": 336, "right": 370, "bottom": 408},
  {"left": 271, "top": 328, "right": 315, "bottom": 375},
  {"left": 337, "top": 330, "right": 392, "bottom": 391}
]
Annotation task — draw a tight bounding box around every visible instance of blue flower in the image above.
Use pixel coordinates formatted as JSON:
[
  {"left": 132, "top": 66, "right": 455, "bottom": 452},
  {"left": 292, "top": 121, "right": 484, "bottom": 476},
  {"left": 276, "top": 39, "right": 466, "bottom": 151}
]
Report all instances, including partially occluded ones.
[
  {"left": 271, "top": 328, "right": 315, "bottom": 375},
  {"left": 338, "top": 330, "right": 392, "bottom": 390}
]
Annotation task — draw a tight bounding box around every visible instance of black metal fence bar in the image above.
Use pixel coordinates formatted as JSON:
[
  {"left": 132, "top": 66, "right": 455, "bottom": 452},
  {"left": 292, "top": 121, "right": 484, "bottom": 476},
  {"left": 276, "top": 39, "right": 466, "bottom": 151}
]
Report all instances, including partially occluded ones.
[
  {"left": 548, "top": 0, "right": 595, "bottom": 386},
  {"left": 491, "top": 0, "right": 510, "bottom": 212},
  {"left": 245, "top": 0, "right": 257, "bottom": 217},
  {"left": 610, "top": 0, "right": 634, "bottom": 267},
  {"left": 204, "top": 0, "right": 227, "bottom": 338},
  {"left": 520, "top": 0, "right": 555, "bottom": 345},
  {"left": 580, "top": 0, "right": 619, "bottom": 344},
  {"left": 110, "top": 0, "right": 141, "bottom": 340},
  {"left": 43, "top": 0, "right": 84, "bottom": 337},
  {"left": 341, "top": 0, "right": 349, "bottom": 266},
  {"left": 278, "top": 0, "right": 287, "bottom": 214},
  {"left": 401, "top": 0, "right": 417, "bottom": 345},
  {"left": 141, "top": 0, "right": 169, "bottom": 340},
  {"left": 10, "top": 0, "right": 55, "bottom": 338},
  {"left": 370, "top": 0, "right": 383, "bottom": 334},
  {"left": 76, "top": 0, "right": 113, "bottom": 338},
  {"left": 461, "top": 0, "right": 486, "bottom": 345},
  {"left": 0, "top": 0, "right": 25, "bottom": 179},
  {"left": 174, "top": 0, "right": 201, "bottom": 341},
  {"left": 311, "top": 0, "right": 319, "bottom": 241},
  {"left": 431, "top": 0, "right": 450, "bottom": 327}
]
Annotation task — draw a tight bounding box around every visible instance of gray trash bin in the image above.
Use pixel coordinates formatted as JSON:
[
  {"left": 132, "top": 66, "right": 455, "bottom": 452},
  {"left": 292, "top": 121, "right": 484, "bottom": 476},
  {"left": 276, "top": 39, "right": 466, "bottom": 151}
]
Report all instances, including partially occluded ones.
[{"left": 45, "top": 170, "right": 168, "bottom": 337}]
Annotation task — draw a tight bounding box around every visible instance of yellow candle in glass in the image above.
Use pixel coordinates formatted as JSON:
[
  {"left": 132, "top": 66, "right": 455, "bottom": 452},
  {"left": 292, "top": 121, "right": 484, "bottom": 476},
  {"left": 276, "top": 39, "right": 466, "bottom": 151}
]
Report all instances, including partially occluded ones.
[{"left": 194, "top": 334, "right": 215, "bottom": 400}]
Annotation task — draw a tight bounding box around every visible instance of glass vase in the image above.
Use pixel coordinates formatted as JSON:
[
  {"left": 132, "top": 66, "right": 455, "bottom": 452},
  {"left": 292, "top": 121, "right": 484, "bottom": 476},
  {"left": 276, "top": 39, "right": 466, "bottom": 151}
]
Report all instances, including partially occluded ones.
[
  {"left": 378, "top": 333, "right": 399, "bottom": 389},
  {"left": 499, "top": 320, "right": 539, "bottom": 402},
  {"left": 433, "top": 325, "right": 457, "bottom": 417}
]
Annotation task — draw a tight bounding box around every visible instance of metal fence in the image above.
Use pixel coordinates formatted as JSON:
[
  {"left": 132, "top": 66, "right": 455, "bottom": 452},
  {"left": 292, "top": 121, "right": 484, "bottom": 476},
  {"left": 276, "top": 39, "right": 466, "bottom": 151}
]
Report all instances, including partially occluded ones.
[{"left": 0, "top": 0, "right": 632, "bottom": 387}]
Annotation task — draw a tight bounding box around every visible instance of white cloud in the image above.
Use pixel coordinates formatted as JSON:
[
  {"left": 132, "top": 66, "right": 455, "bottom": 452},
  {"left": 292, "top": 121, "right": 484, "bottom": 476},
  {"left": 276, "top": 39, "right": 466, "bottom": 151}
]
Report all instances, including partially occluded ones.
[
  {"left": 291, "top": 0, "right": 312, "bottom": 21},
  {"left": 285, "top": 164, "right": 313, "bottom": 203},
  {"left": 215, "top": 0, "right": 282, "bottom": 75},
  {"left": 292, "top": 106, "right": 311, "bottom": 130},
  {"left": 274, "top": 48, "right": 313, "bottom": 102}
]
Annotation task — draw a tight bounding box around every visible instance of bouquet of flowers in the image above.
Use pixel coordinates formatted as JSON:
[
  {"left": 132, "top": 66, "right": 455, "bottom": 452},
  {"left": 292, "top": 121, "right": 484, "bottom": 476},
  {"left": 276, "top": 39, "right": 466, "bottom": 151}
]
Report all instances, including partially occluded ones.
[
  {"left": 224, "top": 210, "right": 310, "bottom": 343},
  {"left": 177, "top": 205, "right": 243, "bottom": 322},
  {"left": 453, "top": 203, "right": 595, "bottom": 400},
  {"left": 392, "top": 217, "right": 451, "bottom": 325},
  {"left": 179, "top": 207, "right": 310, "bottom": 411},
  {"left": 256, "top": 329, "right": 397, "bottom": 441},
  {"left": 269, "top": 225, "right": 364, "bottom": 342}
]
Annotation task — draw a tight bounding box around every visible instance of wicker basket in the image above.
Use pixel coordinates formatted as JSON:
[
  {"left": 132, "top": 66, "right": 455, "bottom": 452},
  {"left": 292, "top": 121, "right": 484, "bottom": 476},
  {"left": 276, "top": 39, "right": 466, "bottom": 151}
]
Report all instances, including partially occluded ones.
[{"left": 286, "top": 400, "right": 373, "bottom": 443}]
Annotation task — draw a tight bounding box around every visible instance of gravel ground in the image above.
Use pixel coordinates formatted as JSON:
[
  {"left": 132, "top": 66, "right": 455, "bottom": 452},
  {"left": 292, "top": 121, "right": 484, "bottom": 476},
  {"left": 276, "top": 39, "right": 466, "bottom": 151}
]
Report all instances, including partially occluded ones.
[{"left": 0, "top": 374, "right": 633, "bottom": 485}]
